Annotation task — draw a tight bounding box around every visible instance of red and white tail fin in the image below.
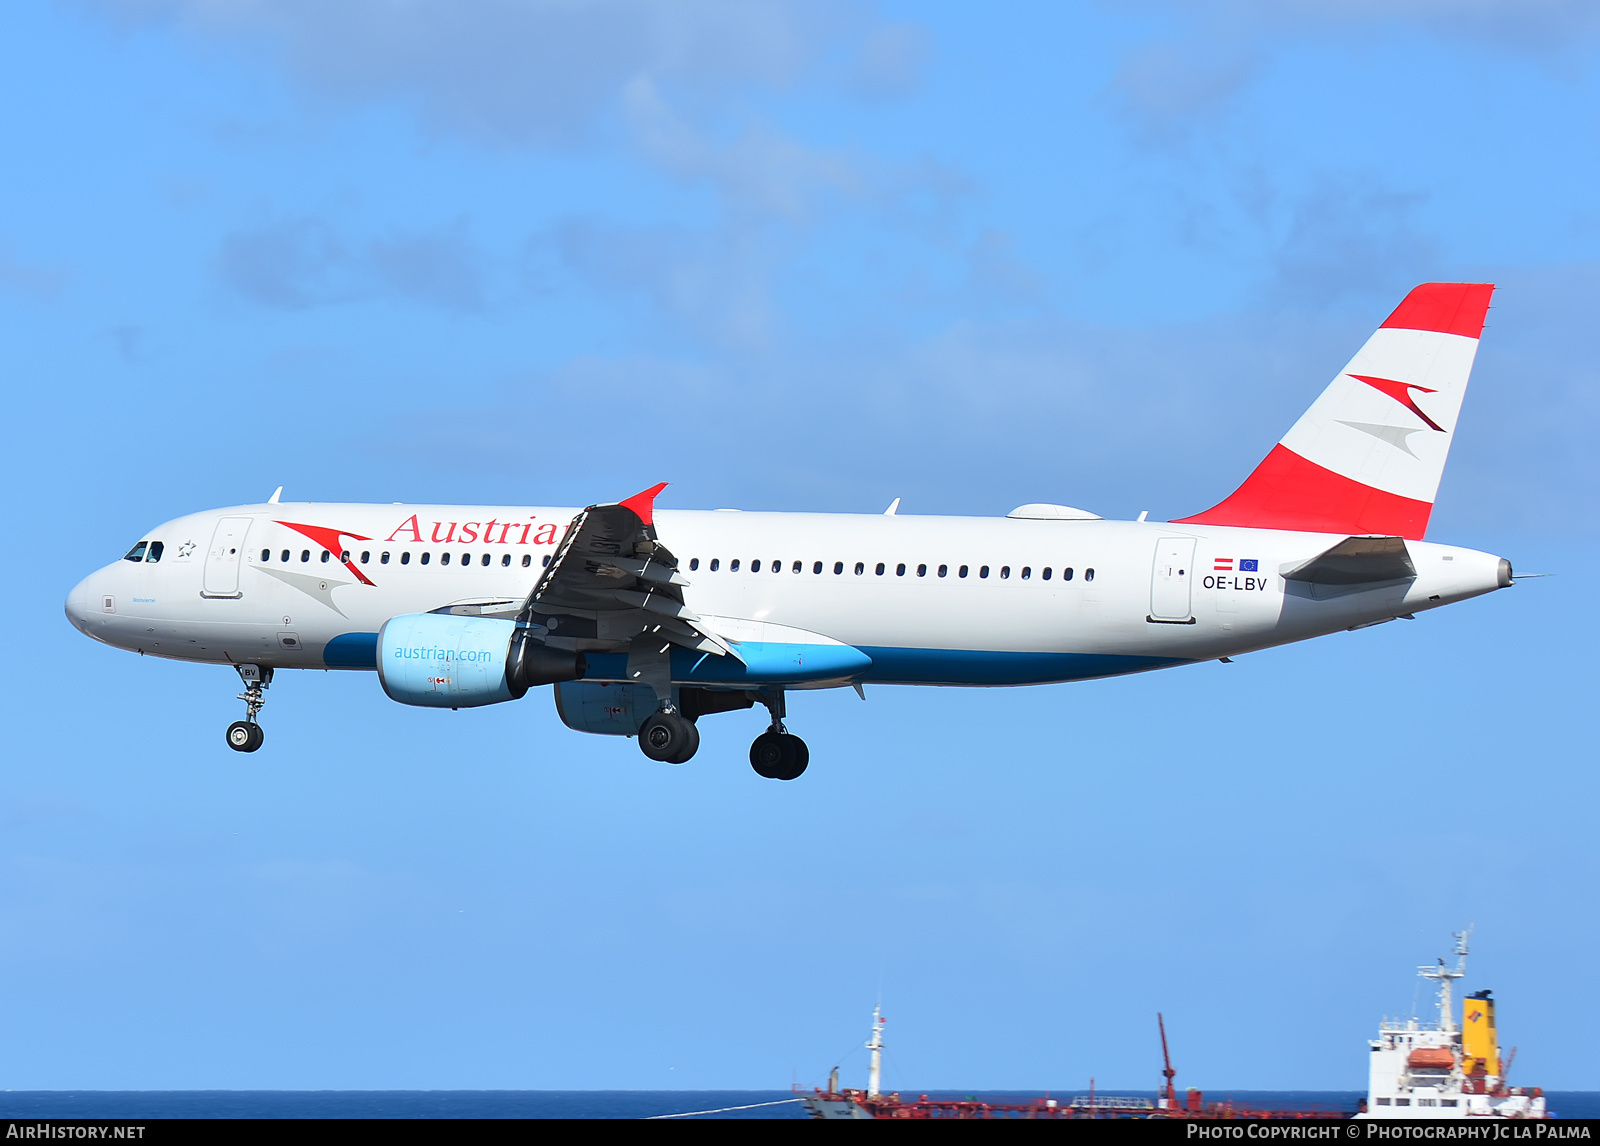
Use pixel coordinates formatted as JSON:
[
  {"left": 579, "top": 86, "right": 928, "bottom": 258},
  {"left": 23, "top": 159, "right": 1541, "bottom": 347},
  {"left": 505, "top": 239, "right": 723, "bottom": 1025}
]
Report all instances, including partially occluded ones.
[{"left": 1173, "top": 282, "right": 1494, "bottom": 540}]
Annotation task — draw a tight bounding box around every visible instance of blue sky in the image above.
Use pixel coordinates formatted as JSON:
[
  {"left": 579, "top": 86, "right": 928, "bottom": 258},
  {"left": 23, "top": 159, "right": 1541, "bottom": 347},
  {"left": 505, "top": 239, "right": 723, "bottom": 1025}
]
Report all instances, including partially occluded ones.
[{"left": 2, "top": 0, "right": 1596, "bottom": 1091}]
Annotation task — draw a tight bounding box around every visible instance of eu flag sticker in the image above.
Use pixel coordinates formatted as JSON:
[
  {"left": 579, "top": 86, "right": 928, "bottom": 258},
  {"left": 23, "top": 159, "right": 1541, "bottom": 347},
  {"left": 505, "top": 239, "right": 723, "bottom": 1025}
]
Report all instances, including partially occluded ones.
[{"left": 1239, "top": 559, "right": 1258, "bottom": 572}]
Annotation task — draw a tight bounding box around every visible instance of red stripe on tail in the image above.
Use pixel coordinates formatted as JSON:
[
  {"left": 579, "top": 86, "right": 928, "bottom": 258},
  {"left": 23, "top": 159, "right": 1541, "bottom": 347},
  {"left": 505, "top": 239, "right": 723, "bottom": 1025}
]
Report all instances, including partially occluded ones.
[
  {"left": 1379, "top": 282, "right": 1493, "bottom": 339},
  {"left": 1171, "top": 445, "right": 1434, "bottom": 539}
]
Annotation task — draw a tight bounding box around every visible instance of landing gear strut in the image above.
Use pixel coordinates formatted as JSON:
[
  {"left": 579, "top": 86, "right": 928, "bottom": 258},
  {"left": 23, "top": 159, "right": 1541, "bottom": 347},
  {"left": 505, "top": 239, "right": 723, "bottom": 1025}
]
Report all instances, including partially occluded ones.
[
  {"left": 638, "top": 705, "right": 699, "bottom": 764},
  {"left": 749, "top": 690, "right": 808, "bottom": 781},
  {"left": 226, "top": 664, "right": 271, "bottom": 753}
]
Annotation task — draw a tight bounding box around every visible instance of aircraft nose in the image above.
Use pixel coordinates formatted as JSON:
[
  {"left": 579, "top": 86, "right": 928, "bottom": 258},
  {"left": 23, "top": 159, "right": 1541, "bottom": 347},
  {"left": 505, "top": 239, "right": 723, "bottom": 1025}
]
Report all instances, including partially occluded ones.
[{"left": 65, "top": 571, "right": 102, "bottom": 634}]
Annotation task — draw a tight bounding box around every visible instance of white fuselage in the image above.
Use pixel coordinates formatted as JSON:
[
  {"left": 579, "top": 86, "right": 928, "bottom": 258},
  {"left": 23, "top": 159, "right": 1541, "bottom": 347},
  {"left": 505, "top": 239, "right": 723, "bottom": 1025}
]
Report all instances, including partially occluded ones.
[{"left": 65, "top": 501, "right": 1509, "bottom": 688}]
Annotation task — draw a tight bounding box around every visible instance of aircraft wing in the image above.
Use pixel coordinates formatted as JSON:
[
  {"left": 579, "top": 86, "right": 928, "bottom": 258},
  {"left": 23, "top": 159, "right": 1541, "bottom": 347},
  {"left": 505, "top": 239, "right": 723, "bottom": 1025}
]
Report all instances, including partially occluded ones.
[{"left": 518, "top": 483, "right": 741, "bottom": 661}]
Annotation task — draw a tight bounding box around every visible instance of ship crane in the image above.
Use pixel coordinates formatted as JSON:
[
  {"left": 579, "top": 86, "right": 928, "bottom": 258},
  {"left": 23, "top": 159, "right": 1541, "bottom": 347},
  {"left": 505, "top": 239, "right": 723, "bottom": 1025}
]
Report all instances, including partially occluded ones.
[{"left": 1158, "top": 1013, "right": 1178, "bottom": 1106}]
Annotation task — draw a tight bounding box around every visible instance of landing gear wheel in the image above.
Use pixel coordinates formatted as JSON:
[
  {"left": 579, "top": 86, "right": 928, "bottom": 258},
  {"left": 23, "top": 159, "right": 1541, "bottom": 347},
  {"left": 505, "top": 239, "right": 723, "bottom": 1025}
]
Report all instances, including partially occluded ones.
[
  {"left": 227, "top": 721, "right": 263, "bottom": 753},
  {"left": 669, "top": 717, "right": 700, "bottom": 765},
  {"left": 639, "top": 712, "right": 698, "bottom": 763},
  {"left": 750, "top": 731, "right": 808, "bottom": 780}
]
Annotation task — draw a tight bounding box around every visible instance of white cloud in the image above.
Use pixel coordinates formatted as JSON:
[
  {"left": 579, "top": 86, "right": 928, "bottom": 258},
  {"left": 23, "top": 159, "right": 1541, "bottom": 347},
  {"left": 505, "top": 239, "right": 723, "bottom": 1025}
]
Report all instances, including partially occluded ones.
[
  {"left": 217, "top": 216, "right": 487, "bottom": 311},
  {"left": 85, "top": 0, "right": 926, "bottom": 147}
]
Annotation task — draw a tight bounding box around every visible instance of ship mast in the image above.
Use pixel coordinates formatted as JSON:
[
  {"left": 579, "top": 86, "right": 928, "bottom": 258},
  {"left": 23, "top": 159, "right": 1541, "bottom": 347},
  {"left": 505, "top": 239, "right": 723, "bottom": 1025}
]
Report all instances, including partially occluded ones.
[
  {"left": 866, "top": 1005, "right": 885, "bottom": 1097},
  {"left": 1418, "top": 928, "right": 1470, "bottom": 1032}
]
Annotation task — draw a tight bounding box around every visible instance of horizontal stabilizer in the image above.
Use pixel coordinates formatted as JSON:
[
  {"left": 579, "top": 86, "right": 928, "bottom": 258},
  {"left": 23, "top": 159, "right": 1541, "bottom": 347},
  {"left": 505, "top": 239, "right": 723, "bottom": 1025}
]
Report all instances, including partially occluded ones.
[{"left": 1282, "top": 535, "right": 1415, "bottom": 586}]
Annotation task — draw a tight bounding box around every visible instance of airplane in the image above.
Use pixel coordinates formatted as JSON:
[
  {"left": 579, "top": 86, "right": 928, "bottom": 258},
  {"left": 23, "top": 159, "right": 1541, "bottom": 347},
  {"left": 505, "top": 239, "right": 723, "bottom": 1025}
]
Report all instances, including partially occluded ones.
[{"left": 66, "top": 282, "right": 1516, "bottom": 780}]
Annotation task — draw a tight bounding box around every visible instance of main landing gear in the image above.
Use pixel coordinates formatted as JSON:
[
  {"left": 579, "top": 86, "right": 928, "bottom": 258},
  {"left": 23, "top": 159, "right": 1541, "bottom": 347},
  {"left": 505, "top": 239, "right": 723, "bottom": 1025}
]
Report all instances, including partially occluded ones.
[
  {"left": 638, "top": 706, "right": 700, "bottom": 764},
  {"left": 749, "top": 690, "right": 807, "bottom": 781},
  {"left": 226, "top": 664, "right": 272, "bottom": 753}
]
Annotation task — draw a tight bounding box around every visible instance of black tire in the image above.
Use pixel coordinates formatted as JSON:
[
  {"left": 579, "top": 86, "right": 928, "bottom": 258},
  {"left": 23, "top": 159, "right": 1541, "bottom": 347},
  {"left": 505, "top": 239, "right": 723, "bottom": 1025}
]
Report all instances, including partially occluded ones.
[
  {"left": 750, "top": 730, "right": 786, "bottom": 778},
  {"left": 639, "top": 712, "right": 693, "bottom": 763},
  {"left": 773, "top": 734, "right": 809, "bottom": 781},
  {"left": 247, "top": 723, "right": 265, "bottom": 752},
  {"left": 668, "top": 717, "right": 700, "bottom": 764},
  {"left": 226, "top": 721, "right": 260, "bottom": 753}
]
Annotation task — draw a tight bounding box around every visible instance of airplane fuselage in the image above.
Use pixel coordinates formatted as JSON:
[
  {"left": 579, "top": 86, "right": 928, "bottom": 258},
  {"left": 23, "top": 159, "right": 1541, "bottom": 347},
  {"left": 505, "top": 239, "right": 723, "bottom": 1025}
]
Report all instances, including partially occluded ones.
[{"left": 66, "top": 501, "right": 1509, "bottom": 687}]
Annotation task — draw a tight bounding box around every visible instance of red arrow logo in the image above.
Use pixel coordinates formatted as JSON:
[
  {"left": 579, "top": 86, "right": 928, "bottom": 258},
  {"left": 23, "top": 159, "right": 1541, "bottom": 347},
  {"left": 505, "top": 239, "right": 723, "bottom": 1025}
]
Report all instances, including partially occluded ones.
[{"left": 1348, "top": 374, "right": 1445, "bottom": 432}]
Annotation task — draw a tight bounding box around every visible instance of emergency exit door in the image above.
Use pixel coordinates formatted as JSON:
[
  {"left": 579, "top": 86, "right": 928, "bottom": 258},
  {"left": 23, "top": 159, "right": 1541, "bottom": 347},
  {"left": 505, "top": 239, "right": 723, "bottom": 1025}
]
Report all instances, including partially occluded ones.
[
  {"left": 202, "top": 517, "right": 252, "bottom": 598},
  {"left": 1149, "top": 537, "right": 1197, "bottom": 622}
]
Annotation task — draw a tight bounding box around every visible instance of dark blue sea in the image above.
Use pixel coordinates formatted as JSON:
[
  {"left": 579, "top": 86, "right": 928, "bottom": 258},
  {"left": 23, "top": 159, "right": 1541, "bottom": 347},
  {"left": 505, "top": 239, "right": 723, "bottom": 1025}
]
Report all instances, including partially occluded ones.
[{"left": 1, "top": 1090, "right": 1597, "bottom": 1119}]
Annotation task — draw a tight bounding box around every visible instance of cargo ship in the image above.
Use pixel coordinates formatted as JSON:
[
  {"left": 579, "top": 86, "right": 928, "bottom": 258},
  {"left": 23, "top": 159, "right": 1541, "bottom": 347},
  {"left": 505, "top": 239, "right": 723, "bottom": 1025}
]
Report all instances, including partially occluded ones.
[
  {"left": 1357, "top": 929, "right": 1546, "bottom": 1119},
  {"left": 800, "top": 931, "right": 1546, "bottom": 1120},
  {"left": 797, "top": 1007, "right": 1345, "bottom": 1120}
]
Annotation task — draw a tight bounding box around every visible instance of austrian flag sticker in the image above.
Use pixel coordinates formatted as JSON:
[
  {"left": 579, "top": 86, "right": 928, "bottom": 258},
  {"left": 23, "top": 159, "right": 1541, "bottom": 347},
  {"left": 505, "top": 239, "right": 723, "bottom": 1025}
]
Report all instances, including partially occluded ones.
[{"left": 1214, "top": 557, "right": 1259, "bottom": 572}]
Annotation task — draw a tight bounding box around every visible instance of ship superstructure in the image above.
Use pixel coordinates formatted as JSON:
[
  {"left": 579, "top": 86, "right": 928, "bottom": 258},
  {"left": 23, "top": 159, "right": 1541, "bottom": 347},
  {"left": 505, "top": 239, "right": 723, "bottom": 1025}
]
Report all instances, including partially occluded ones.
[{"left": 1359, "top": 930, "right": 1546, "bottom": 1119}]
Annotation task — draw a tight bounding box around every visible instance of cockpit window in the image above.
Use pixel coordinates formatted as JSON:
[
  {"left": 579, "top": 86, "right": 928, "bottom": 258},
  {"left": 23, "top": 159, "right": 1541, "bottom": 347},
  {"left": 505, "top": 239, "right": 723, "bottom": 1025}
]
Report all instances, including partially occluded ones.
[
  {"left": 146, "top": 541, "right": 164, "bottom": 563},
  {"left": 123, "top": 542, "right": 147, "bottom": 563}
]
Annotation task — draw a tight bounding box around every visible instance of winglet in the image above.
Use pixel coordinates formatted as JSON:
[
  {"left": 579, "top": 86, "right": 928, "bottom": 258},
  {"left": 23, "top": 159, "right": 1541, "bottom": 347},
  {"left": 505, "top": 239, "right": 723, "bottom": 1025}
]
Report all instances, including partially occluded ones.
[{"left": 618, "top": 482, "right": 669, "bottom": 525}]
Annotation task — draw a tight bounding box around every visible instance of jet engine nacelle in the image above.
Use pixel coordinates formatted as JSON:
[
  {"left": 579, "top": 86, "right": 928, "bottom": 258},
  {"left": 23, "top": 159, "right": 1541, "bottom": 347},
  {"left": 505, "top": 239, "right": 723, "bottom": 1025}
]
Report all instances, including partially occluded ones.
[
  {"left": 553, "top": 681, "right": 658, "bottom": 735},
  {"left": 377, "top": 614, "right": 585, "bottom": 708}
]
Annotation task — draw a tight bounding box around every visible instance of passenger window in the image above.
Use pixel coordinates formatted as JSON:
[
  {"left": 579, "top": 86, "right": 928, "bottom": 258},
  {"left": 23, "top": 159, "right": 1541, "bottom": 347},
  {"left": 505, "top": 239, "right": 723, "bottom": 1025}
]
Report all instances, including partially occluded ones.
[
  {"left": 959, "top": 565, "right": 969, "bottom": 578},
  {"left": 281, "top": 549, "right": 290, "bottom": 562},
  {"left": 792, "top": 561, "right": 802, "bottom": 574},
  {"left": 1042, "top": 568, "right": 1051, "bottom": 580},
  {"left": 441, "top": 553, "right": 451, "bottom": 566},
  {"left": 501, "top": 554, "right": 510, "bottom": 567},
  {"left": 813, "top": 561, "right": 822, "bottom": 574},
  {"left": 421, "top": 552, "right": 431, "bottom": 565},
  {"left": 751, "top": 560, "right": 761, "bottom": 572},
  {"left": 979, "top": 565, "right": 989, "bottom": 579},
  {"left": 710, "top": 558, "right": 720, "bottom": 571},
  {"left": 834, "top": 561, "right": 844, "bottom": 575},
  {"left": 361, "top": 551, "right": 370, "bottom": 564},
  {"left": 1063, "top": 567, "right": 1074, "bottom": 581},
  {"left": 917, "top": 564, "right": 927, "bottom": 577},
  {"left": 690, "top": 558, "right": 700, "bottom": 571},
  {"left": 1000, "top": 566, "right": 1010, "bottom": 579},
  {"left": 938, "top": 564, "right": 947, "bottom": 577},
  {"left": 521, "top": 554, "right": 531, "bottom": 567},
  {"left": 896, "top": 563, "right": 906, "bottom": 576},
  {"left": 542, "top": 554, "right": 551, "bottom": 567},
  {"left": 381, "top": 552, "right": 391, "bottom": 564},
  {"left": 875, "top": 562, "right": 885, "bottom": 575},
  {"left": 301, "top": 550, "right": 311, "bottom": 563},
  {"left": 1085, "top": 567, "right": 1095, "bottom": 582},
  {"left": 482, "top": 554, "right": 491, "bottom": 567},
  {"left": 1020, "top": 567, "right": 1030, "bottom": 579},
  {"left": 400, "top": 552, "right": 411, "bottom": 565},
  {"left": 731, "top": 559, "right": 741, "bottom": 572},
  {"left": 321, "top": 551, "right": 331, "bottom": 563},
  {"left": 260, "top": 549, "right": 270, "bottom": 563},
  {"left": 854, "top": 561, "right": 864, "bottom": 575}
]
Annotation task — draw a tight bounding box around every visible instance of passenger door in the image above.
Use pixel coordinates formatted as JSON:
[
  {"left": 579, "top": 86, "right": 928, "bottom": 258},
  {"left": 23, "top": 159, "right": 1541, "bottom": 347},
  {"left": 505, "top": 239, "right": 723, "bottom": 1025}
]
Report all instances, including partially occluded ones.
[
  {"left": 202, "top": 517, "right": 252, "bottom": 598},
  {"left": 1149, "top": 537, "right": 1197, "bottom": 623}
]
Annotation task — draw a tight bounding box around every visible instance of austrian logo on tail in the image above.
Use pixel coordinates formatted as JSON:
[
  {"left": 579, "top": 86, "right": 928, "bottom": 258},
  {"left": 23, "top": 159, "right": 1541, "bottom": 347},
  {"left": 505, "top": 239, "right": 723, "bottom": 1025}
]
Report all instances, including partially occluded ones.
[{"left": 1349, "top": 374, "right": 1445, "bottom": 432}]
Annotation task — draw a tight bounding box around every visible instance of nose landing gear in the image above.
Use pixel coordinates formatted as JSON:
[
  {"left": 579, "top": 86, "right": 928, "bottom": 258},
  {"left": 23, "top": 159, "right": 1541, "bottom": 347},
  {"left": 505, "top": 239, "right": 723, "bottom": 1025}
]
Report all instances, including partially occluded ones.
[
  {"left": 749, "top": 689, "right": 808, "bottom": 781},
  {"left": 226, "top": 664, "right": 272, "bottom": 753}
]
